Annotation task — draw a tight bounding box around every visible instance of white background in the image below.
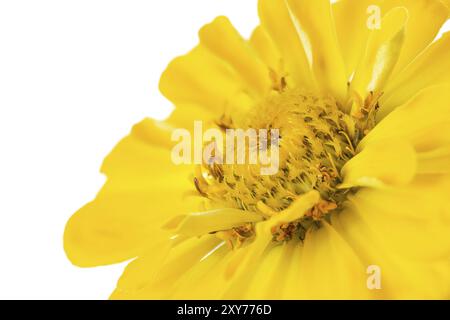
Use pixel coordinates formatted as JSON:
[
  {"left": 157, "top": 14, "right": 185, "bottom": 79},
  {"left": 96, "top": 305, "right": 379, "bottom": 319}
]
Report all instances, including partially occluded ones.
[
  {"left": 0, "top": 0, "right": 258, "bottom": 300},
  {"left": 0, "top": 0, "right": 448, "bottom": 300}
]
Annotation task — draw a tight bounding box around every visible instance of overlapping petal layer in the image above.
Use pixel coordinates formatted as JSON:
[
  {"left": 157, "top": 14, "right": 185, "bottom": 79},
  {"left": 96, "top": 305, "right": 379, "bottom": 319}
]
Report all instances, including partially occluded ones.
[{"left": 64, "top": 0, "right": 450, "bottom": 299}]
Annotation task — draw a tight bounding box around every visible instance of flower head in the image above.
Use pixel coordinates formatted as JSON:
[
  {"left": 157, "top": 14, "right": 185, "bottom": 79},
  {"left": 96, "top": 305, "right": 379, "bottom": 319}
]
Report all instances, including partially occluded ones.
[{"left": 65, "top": 0, "right": 450, "bottom": 299}]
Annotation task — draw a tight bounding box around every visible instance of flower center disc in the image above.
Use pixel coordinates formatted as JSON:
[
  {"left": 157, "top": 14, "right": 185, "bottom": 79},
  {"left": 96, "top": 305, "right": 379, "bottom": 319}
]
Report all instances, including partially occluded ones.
[{"left": 195, "top": 89, "right": 367, "bottom": 245}]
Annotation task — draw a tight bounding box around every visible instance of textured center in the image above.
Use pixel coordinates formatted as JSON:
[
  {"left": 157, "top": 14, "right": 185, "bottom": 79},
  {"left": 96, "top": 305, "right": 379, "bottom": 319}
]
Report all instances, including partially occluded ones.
[{"left": 194, "top": 89, "right": 369, "bottom": 246}]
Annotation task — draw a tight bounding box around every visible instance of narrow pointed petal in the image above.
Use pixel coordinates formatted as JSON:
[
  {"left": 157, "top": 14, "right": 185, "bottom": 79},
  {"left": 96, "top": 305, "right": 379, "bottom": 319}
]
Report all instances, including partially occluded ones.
[
  {"left": 258, "top": 0, "right": 315, "bottom": 89},
  {"left": 340, "top": 139, "right": 417, "bottom": 188},
  {"left": 384, "top": 0, "right": 449, "bottom": 78},
  {"left": 350, "top": 7, "right": 407, "bottom": 98},
  {"left": 286, "top": 0, "right": 348, "bottom": 103},
  {"left": 333, "top": 0, "right": 383, "bottom": 79},
  {"left": 249, "top": 26, "right": 282, "bottom": 74},
  {"left": 168, "top": 208, "right": 263, "bottom": 237},
  {"left": 298, "top": 223, "right": 373, "bottom": 299},
  {"left": 362, "top": 84, "right": 450, "bottom": 152},
  {"left": 379, "top": 33, "right": 450, "bottom": 118}
]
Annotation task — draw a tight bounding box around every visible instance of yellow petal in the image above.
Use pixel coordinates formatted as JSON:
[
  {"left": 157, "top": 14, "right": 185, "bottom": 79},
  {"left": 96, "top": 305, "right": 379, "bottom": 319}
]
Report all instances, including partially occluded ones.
[
  {"left": 340, "top": 138, "right": 417, "bottom": 189},
  {"left": 286, "top": 0, "right": 348, "bottom": 103},
  {"left": 99, "top": 119, "right": 195, "bottom": 194},
  {"left": 384, "top": 0, "right": 449, "bottom": 78},
  {"left": 257, "top": 0, "right": 315, "bottom": 89},
  {"left": 64, "top": 120, "right": 202, "bottom": 267},
  {"left": 379, "top": 32, "right": 450, "bottom": 118},
  {"left": 64, "top": 186, "right": 203, "bottom": 267},
  {"left": 297, "top": 223, "right": 372, "bottom": 299},
  {"left": 332, "top": 206, "right": 450, "bottom": 299},
  {"left": 221, "top": 190, "right": 320, "bottom": 298},
  {"left": 220, "top": 226, "right": 274, "bottom": 299},
  {"left": 109, "top": 239, "right": 173, "bottom": 299},
  {"left": 159, "top": 45, "right": 254, "bottom": 116},
  {"left": 362, "top": 84, "right": 450, "bottom": 152},
  {"left": 165, "top": 103, "right": 215, "bottom": 128},
  {"left": 199, "top": 16, "right": 271, "bottom": 97},
  {"left": 278, "top": 239, "right": 304, "bottom": 299},
  {"left": 345, "top": 181, "right": 450, "bottom": 262},
  {"left": 111, "top": 235, "right": 223, "bottom": 299},
  {"left": 167, "top": 230, "right": 370, "bottom": 299},
  {"left": 442, "top": 0, "right": 450, "bottom": 11},
  {"left": 249, "top": 26, "right": 287, "bottom": 91},
  {"left": 332, "top": 0, "right": 383, "bottom": 79},
  {"left": 335, "top": 0, "right": 449, "bottom": 93},
  {"left": 100, "top": 119, "right": 180, "bottom": 178},
  {"left": 267, "top": 190, "right": 320, "bottom": 226},
  {"left": 243, "top": 241, "right": 299, "bottom": 299},
  {"left": 350, "top": 7, "right": 407, "bottom": 98},
  {"left": 168, "top": 241, "right": 232, "bottom": 299},
  {"left": 168, "top": 208, "right": 263, "bottom": 237},
  {"left": 249, "top": 26, "right": 282, "bottom": 76},
  {"left": 171, "top": 240, "right": 296, "bottom": 300},
  {"left": 351, "top": 174, "right": 450, "bottom": 221},
  {"left": 417, "top": 146, "right": 450, "bottom": 174}
]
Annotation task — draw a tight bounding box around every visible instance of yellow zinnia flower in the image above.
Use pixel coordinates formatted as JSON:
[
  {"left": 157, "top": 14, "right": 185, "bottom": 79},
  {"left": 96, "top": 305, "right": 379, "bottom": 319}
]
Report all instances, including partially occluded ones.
[{"left": 64, "top": 0, "right": 450, "bottom": 299}]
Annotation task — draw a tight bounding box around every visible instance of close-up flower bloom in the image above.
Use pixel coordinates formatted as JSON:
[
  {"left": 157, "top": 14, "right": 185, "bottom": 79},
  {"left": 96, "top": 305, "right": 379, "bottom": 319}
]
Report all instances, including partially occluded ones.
[{"left": 64, "top": 0, "right": 450, "bottom": 299}]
